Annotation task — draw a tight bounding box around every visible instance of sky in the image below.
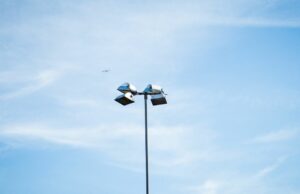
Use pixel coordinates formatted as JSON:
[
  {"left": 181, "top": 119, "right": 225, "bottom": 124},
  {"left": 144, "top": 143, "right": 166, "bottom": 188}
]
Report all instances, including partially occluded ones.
[{"left": 0, "top": 0, "right": 300, "bottom": 194}]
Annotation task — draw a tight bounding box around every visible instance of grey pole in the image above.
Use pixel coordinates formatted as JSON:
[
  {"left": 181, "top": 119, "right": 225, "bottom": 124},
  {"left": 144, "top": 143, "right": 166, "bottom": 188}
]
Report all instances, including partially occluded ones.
[{"left": 144, "top": 94, "right": 149, "bottom": 194}]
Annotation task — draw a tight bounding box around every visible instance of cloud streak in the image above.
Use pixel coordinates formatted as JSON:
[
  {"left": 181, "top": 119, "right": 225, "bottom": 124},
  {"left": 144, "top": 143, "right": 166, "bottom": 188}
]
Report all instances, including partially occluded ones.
[
  {"left": 255, "top": 157, "right": 287, "bottom": 178},
  {"left": 0, "top": 123, "right": 203, "bottom": 171},
  {"left": 251, "top": 129, "right": 299, "bottom": 143},
  {"left": 193, "top": 17, "right": 300, "bottom": 28},
  {"left": 189, "top": 180, "right": 221, "bottom": 194},
  {"left": 188, "top": 156, "right": 288, "bottom": 194},
  {"left": 0, "top": 67, "right": 70, "bottom": 100}
]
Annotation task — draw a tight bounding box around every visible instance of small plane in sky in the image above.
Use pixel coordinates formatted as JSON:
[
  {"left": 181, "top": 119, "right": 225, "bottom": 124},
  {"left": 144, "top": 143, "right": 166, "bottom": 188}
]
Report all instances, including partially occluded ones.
[{"left": 102, "top": 69, "right": 110, "bottom": 73}]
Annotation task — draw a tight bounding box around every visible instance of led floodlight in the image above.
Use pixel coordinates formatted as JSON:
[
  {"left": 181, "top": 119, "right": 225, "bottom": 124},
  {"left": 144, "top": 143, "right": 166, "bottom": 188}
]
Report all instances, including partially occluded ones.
[
  {"left": 143, "top": 84, "right": 164, "bottom": 94},
  {"left": 117, "top": 82, "right": 137, "bottom": 95},
  {"left": 150, "top": 93, "right": 167, "bottom": 105},
  {"left": 115, "top": 92, "right": 134, "bottom": 105}
]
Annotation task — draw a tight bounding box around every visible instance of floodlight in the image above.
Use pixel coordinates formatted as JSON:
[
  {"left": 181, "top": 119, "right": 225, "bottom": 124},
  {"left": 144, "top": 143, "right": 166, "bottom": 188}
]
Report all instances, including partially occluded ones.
[
  {"left": 114, "top": 82, "right": 167, "bottom": 194},
  {"left": 143, "top": 84, "right": 164, "bottom": 94},
  {"left": 117, "top": 82, "right": 137, "bottom": 95},
  {"left": 150, "top": 93, "right": 167, "bottom": 105},
  {"left": 115, "top": 92, "right": 135, "bottom": 105}
]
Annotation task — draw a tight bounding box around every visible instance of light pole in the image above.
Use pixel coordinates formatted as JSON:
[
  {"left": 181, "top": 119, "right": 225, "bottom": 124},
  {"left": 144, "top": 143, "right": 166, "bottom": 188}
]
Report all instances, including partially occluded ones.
[{"left": 115, "top": 83, "right": 167, "bottom": 194}]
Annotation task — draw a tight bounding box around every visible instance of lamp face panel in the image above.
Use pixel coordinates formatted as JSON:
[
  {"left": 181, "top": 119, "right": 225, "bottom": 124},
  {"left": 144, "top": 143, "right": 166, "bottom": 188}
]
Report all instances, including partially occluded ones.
[
  {"left": 115, "top": 92, "right": 135, "bottom": 105},
  {"left": 151, "top": 94, "right": 167, "bottom": 105}
]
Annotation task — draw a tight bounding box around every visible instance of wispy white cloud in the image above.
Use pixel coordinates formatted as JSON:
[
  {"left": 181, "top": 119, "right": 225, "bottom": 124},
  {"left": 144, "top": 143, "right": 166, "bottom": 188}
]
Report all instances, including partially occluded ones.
[
  {"left": 255, "top": 157, "right": 287, "bottom": 178},
  {"left": 187, "top": 155, "right": 288, "bottom": 194},
  {"left": 0, "top": 122, "right": 223, "bottom": 179},
  {"left": 193, "top": 17, "right": 300, "bottom": 28},
  {"left": 127, "top": 0, "right": 300, "bottom": 29},
  {"left": 0, "top": 123, "right": 205, "bottom": 171},
  {"left": 189, "top": 180, "right": 221, "bottom": 194},
  {"left": 60, "top": 98, "right": 100, "bottom": 107},
  {"left": 251, "top": 129, "right": 299, "bottom": 143},
  {"left": 0, "top": 67, "right": 70, "bottom": 100},
  {"left": 0, "top": 71, "right": 31, "bottom": 84},
  {"left": 0, "top": 124, "right": 90, "bottom": 147}
]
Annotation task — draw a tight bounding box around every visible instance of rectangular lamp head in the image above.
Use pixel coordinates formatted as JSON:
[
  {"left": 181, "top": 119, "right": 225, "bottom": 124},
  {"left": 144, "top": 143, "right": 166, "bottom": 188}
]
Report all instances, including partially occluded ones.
[
  {"left": 144, "top": 84, "right": 164, "bottom": 94},
  {"left": 115, "top": 92, "right": 135, "bottom": 105},
  {"left": 117, "top": 82, "right": 137, "bottom": 95},
  {"left": 151, "top": 93, "right": 167, "bottom": 106}
]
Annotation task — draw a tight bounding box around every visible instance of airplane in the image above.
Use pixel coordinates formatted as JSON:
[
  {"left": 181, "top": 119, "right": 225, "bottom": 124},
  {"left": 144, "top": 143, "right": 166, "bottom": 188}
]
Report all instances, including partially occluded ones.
[{"left": 102, "top": 69, "right": 110, "bottom": 73}]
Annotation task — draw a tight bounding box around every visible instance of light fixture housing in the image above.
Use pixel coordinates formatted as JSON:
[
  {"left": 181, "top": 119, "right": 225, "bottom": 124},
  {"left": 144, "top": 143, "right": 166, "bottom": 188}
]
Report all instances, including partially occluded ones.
[
  {"left": 143, "top": 84, "right": 164, "bottom": 95},
  {"left": 117, "top": 82, "right": 137, "bottom": 95},
  {"left": 151, "top": 93, "right": 167, "bottom": 105},
  {"left": 115, "top": 92, "right": 135, "bottom": 105}
]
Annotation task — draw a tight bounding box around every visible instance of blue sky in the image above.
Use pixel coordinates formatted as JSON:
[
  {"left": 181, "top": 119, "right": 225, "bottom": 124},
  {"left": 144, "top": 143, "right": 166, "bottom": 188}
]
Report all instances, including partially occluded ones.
[{"left": 0, "top": 0, "right": 300, "bottom": 194}]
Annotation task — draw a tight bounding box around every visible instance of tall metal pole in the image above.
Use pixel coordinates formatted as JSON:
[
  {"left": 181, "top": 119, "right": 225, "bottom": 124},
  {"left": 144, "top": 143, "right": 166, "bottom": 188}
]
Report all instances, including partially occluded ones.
[{"left": 144, "top": 94, "right": 149, "bottom": 194}]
